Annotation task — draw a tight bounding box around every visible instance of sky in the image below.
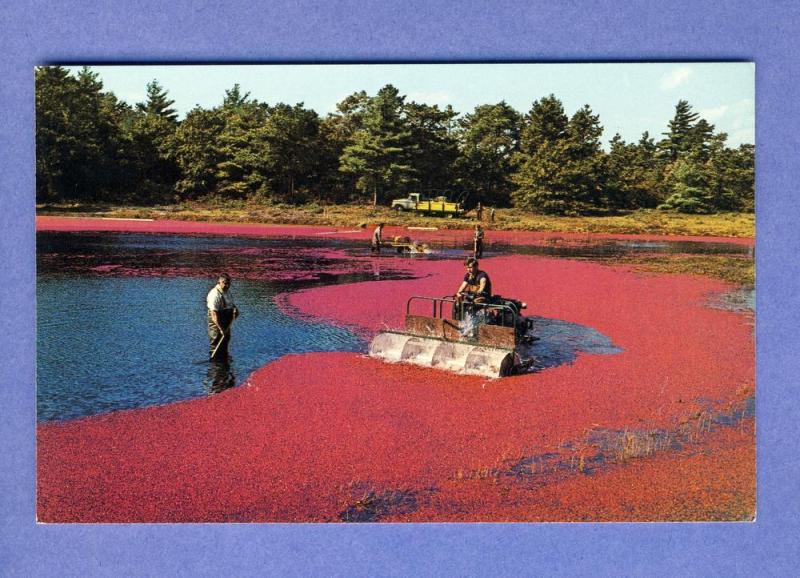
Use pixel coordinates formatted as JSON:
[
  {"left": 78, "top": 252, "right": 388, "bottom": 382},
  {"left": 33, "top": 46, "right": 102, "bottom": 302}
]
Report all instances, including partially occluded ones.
[{"left": 67, "top": 63, "right": 755, "bottom": 148}]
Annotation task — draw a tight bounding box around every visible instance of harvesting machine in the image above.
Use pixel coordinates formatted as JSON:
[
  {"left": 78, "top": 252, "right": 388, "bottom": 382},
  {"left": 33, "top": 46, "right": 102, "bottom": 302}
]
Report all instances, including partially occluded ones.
[{"left": 369, "top": 294, "right": 535, "bottom": 378}]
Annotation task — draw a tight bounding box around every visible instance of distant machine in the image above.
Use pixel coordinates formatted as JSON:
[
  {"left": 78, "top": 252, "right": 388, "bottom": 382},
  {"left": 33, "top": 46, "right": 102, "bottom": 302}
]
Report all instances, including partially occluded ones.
[{"left": 388, "top": 235, "right": 430, "bottom": 254}]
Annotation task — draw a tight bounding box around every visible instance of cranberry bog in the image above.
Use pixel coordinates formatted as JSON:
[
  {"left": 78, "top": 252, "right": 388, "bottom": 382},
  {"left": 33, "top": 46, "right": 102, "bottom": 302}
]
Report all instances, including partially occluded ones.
[{"left": 36, "top": 216, "right": 755, "bottom": 522}]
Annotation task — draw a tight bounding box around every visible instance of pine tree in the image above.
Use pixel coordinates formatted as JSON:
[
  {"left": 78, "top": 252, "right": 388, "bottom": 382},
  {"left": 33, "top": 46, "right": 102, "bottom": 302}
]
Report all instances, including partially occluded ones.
[
  {"left": 35, "top": 66, "right": 129, "bottom": 202},
  {"left": 339, "top": 85, "right": 417, "bottom": 205},
  {"left": 213, "top": 98, "right": 270, "bottom": 199},
  {"left": 511, "top": 100, "right": 607, "bottom": 214},
  {"left": 405, "top": 102, "right": 459, "bottom": 198},
  {"left": 315, "top": 91, "right": 373, "bottom": 202},
  {"left": 565, "top": 105, "right": 606, "bottom": 208},
  {"left": 170, "top": 106, "right": 226, "bottom": 199},
  {"left": 658, "top": 100, "right": 700, "bottom": 162},
  {"left": 454, "top": 101, "right": 521, "bottom": 207},
  {"left": 260, "top": 103, "right": 321, "bottom": 200},
  {"left": 706, "top": 136, "right": 754, "bottom": 212},
  {"left": 659, "top": 158, "right": 714, "bottom": 213},
  {"left": 136, "top": 80, "right": 178, "bottom": 121},
  {"left": 605, "top": 132, "right": 664, "bottom": 209},
  {"left": 36, "top": 66, "right": 75, "bottom": 201},
  {"left": 518, "top": 94, "right": 568, "bottom": 156},
  {"left": 222, "top": 84, "right": 251, "bottom": 109},
  {"left": 332, "top": 90, "right": 370, "bottom": 136},
  {"left": 685, "top": 118, "right": 715, "bottom": 162},
  {"left": 128, "top": 79, "right": 181, "bottom": 201},
  {"left": 511, "top": 95, "right": 572, "bottom": 213}
]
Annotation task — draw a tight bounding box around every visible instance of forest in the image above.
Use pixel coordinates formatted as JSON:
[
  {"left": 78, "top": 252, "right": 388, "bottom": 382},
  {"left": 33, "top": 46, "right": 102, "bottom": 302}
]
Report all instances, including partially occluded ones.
[{"left": 35, "top": 66, "right": 754, "bottom": 215}]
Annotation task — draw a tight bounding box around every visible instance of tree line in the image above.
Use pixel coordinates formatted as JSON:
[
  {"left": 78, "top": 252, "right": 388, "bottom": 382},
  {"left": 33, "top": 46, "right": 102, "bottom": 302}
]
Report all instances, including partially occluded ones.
[{"left": 36, "top": 66, "right": 754, "bottom": 214}]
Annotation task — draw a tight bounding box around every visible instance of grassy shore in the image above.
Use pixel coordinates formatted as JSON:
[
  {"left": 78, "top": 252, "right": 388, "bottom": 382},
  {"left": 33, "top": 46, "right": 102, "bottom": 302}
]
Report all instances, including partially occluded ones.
[{"left": 37, "top": 200, "right": 755, "bottom": 238}]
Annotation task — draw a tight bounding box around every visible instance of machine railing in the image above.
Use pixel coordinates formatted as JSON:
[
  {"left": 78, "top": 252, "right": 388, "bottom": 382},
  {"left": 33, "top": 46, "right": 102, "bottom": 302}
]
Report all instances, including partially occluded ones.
[{"left": 405, "top": 295, "right": 519, "bottom": 329}]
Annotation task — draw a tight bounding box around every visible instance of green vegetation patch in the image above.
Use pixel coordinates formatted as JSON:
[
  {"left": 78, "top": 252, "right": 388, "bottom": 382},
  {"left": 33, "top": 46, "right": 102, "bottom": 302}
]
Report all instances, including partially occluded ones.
[{"left": 615, "top": 254, "right": 754, "bottom": 286}]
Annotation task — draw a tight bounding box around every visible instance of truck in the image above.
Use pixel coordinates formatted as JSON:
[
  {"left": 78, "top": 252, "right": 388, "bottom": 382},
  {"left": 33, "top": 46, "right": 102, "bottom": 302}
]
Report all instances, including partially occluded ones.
[{"left": 390, "top": 193, "right": 464, "bottom": 216}]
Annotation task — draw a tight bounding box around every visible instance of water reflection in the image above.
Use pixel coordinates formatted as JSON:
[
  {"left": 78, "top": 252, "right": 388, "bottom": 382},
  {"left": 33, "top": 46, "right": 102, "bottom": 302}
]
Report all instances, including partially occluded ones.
[
  {"left": 205, "top": 359, "right": 236, "bottom": 395},
  {"left": 489, "top": 238, "right": 751, "bottom": 259},
  {"left": 36, "top": 232, "right": 414, "bottom": 284}
]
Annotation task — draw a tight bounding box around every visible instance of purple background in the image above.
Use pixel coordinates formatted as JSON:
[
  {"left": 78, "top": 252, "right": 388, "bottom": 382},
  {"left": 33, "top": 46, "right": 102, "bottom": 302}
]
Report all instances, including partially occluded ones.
[{"left": 2, "top": 1, "right": 797, "bottom": 575}]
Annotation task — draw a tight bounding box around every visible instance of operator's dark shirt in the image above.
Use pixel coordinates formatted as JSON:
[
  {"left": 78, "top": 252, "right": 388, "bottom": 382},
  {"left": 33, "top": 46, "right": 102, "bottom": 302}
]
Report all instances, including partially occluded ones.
[{"left": 462, "top": 270, "right": 492, "bottom": 298}]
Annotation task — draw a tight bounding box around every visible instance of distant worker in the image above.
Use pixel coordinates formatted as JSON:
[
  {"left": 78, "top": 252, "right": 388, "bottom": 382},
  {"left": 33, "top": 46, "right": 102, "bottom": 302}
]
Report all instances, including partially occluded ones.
[
  {"left": 490, "top": 207, "right": 496, "bottom": 223},
  {"left": 475, "top": 202, "right": 483, "bottom": 221},
  {"left": 473, "top": 224, "right": 484, "bottom": 259},
  {"left": 456, "top": 257, "right": 492, "bottom": 306},
  {"left": 371, "top": 222, "right": 385, "bottom": 254},
  {"left": 207, "top": 273, "right": 239, "bottom": 360}
]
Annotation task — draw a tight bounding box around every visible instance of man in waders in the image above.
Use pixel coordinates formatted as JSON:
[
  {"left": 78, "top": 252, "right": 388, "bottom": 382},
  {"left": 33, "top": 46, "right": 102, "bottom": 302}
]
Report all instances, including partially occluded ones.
[
  {"left": 207, "top": 273, "right": 239, "bottom": 360},
  {"left": 371, "top": 222, "right": 385, "bottom": 254},
  {"left": 473, "top": 224, "right": 484, "bottom": 259}
]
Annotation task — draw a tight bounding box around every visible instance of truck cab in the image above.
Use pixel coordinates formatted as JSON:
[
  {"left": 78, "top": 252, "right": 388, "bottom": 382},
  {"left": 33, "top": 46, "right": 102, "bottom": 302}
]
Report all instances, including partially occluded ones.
[
  {"left": 391, "top": 193, "right": 422, "bottom": 211},
  {"left": 391, "top": 192, "right": 463, "bottom": 216}
]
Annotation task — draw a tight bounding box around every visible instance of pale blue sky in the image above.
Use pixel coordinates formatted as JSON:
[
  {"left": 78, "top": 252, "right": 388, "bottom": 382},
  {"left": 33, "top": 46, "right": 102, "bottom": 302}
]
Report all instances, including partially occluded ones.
[{"left": 69, "top": 63, "right": 754, "bottom": 148}]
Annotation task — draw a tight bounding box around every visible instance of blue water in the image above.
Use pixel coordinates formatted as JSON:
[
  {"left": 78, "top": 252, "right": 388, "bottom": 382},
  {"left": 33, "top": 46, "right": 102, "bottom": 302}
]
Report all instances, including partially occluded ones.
[
  {"left": 35, "top": 232, "right": 413, "bottom": 423},
  {"left": 36, "top": 276, "right": 365, "bottom": 422},
  {"left": 520, "top": 316, "right": 623, "bottom": 370}
]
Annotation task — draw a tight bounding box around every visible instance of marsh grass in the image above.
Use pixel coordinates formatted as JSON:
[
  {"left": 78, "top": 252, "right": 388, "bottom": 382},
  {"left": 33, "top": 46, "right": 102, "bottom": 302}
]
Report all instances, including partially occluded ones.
[
  {"left": 36, "top": 201, "right": 754, "bottom": 238},
  {"left": 615, "top": 254, "right": 755, "bottom": 285},
  {"left": 338, "top": 487, "right": 421, "bottom": 522}
]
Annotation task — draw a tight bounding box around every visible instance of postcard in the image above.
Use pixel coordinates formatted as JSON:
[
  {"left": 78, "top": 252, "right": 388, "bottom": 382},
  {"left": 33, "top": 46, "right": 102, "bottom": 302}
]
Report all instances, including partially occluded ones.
[{"left": 35, "top": 63, "right": 754, "bottom": 523}]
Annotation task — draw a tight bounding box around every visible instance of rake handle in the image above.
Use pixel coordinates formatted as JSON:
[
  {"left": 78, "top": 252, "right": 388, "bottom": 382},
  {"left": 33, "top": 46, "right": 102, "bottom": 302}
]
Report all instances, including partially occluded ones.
[{"left": 210, "top": 314, "right": 235, "bottom": 359}]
